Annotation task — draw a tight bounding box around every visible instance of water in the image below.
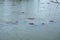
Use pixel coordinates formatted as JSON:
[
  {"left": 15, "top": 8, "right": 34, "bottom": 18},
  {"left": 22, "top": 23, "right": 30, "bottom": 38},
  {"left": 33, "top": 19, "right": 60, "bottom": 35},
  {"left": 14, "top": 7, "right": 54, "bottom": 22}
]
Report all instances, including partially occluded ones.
[{"left": 0, "top": 0, "right": 60, "bottom": 40}]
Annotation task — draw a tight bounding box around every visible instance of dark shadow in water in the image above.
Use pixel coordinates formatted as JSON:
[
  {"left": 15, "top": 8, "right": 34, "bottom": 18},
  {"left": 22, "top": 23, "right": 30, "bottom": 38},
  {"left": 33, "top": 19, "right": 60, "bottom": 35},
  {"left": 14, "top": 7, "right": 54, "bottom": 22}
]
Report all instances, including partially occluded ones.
[
  {"left": 49, "top": 20, "right": 54, "bottom": 22},
  {"left": 29, "top": 23, "right": 34, "bottom": 25},
  {"left": 41, "top": 23, "right": 45, "bottom": 25},
  {"left": 21, "top": 12, "right": 24, "bottom": 14},
  {"left": 27, "top": 18, "right": 35, "bottom": 20},
  {"left": 50, "top": 0, "right": 60, "bottom": 3}
]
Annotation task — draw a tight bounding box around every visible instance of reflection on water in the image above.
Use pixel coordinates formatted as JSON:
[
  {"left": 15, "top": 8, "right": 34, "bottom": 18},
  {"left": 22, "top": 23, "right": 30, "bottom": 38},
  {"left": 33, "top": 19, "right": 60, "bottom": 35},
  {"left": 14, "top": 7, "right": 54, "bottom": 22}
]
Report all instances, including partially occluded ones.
[{"left": 0, "top": 0, "right": 60, "bottom": 40}]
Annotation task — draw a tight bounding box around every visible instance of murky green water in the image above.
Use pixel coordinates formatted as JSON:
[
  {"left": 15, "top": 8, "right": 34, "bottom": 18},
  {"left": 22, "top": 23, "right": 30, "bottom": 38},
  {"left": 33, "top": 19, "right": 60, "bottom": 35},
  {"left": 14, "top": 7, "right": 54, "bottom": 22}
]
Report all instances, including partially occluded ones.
[{"left": 0, "top": 0, "right": 60, "bottom": 40}]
